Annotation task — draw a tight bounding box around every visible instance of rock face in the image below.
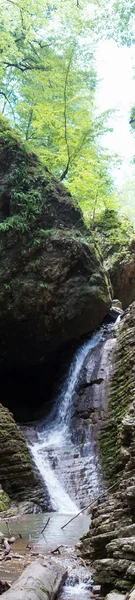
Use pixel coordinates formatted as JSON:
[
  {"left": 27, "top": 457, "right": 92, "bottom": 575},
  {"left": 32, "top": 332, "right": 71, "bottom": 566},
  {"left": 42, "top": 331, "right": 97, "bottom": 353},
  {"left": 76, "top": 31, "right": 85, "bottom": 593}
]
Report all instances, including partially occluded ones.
[
  {"left": 0, "top": 404, "right": 51, "bottom": 510},
  {"left": 0, "top": 117, "right": 111, "bottom": 372},
  {"left": 94, "top": 210, "right": 135, "bottom": 309},
  {"left": 0, "top": 485, "right": 10, "bottom": 512},
  {"left": 80, "top": 303, "right": 135, "bottom": 595}
]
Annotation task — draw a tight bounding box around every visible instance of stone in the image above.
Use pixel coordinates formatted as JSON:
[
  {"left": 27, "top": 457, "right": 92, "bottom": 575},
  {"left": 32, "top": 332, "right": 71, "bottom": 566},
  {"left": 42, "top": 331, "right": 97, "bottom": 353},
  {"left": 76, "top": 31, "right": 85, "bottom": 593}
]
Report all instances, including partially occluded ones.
[
  {"left": 105, "top": 593, "right": 126, "bottom": 600},
  {"left": 0, "top": 404, "right": 51, "bottom": 510},
  {"left": 79, "top": 303, "right": 135, "bottom": 596},
  {"left": 92, "top": 585, "right": 101, "bottom": 593}
]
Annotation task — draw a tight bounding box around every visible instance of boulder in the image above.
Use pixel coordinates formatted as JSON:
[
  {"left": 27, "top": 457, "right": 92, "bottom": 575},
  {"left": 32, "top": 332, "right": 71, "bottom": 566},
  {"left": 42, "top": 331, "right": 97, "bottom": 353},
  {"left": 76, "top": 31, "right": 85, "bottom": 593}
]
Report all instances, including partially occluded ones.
[{"left": 0, "top": 116, "right": 111, "bottom": 370}]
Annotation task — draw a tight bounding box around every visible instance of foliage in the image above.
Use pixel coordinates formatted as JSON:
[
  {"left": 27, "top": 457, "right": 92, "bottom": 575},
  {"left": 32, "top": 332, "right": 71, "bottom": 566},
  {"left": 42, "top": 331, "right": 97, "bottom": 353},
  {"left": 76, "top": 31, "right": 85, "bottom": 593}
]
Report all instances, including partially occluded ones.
[
  {"left": 0, "top": 0, "right": 119, "bottom": 224},
  {"left": 93, "top": 209, "right": 134, "bottom": 259}
]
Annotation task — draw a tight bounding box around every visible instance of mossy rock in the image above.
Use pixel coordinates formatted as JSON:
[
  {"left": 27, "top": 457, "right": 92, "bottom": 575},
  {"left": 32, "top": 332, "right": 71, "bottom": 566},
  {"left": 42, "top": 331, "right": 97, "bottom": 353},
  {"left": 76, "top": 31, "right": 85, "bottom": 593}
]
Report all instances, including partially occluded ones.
[
  {"left": 0, "top": 116, "right": 111, "bottom": 370},
  {"left": 93, "top": 209, "right": 135, "bottom": 309},
  {"left": 0, "top": 486, "right": 10, "bottom": 512},
  {"left": 0, "top": 404, "right": 50, "bottom": 509}
]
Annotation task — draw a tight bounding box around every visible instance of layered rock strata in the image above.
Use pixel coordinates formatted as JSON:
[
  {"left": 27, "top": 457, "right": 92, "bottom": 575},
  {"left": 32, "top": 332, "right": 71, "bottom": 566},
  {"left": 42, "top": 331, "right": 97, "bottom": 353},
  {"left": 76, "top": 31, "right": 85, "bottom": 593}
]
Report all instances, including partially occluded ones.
[
  {"left": 0, "top": 404, "right": 51, "bottom": 511},
  {"left": 80, "top": 303, "right": 135, "bottom": 595}
]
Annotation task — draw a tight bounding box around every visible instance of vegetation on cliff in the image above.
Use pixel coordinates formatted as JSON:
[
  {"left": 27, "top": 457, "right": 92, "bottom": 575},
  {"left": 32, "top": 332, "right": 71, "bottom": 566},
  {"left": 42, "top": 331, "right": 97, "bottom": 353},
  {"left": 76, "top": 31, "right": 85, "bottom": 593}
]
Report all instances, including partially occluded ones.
[
  {"left": 93, "top": 210, "right": 135, "bottom": 309},
  {"left": 0, "top": 115, "right": 111, "bottom": 359}
]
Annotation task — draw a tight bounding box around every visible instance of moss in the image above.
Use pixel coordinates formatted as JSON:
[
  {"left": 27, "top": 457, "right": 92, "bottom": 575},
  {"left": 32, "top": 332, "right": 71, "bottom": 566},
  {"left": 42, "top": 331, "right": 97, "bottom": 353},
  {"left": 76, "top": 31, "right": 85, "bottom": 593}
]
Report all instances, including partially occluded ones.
[
  {"left": 0, "top": 488, "right": 10, "bottom": 512},
  {"left": 99, "top": 319, "right": 133, "bottom": 480},
  {"left": 93, "top": 209, "right": 133, "bottom": 257}
]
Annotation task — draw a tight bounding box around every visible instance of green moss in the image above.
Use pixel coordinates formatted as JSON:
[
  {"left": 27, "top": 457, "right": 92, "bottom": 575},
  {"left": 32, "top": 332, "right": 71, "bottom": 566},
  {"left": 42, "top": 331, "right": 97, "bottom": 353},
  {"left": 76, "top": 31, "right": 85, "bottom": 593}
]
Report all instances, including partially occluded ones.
[
  {"left": 99, "top": 322, "right": 133, "bottom": 480},
  {"left": 0, "top": 488, "right": 10, "bottom": 512},
  {"left": 93, "top": 209, "right": 134, "bottom": 260}
]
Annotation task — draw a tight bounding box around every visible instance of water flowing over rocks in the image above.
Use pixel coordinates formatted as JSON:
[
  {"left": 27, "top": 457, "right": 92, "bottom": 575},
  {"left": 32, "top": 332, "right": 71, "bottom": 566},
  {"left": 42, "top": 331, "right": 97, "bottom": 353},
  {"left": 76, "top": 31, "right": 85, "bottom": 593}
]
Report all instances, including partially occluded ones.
[
  {"left": 79, "top": 302, "right": 135, "bottom": 596},
  {"left": 0, "top": 117, "right": 113, "bottom": 509},
  {"left": 24, "top": 323, "right": 117, "bottom": 514}
]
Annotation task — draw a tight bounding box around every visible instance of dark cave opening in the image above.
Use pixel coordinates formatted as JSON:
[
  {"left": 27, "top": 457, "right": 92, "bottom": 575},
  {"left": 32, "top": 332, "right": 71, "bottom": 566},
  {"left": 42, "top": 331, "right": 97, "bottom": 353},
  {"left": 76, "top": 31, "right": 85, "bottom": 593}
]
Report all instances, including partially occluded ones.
[{"left": 0, "top": 361, "right": 58, "bottom": 423}]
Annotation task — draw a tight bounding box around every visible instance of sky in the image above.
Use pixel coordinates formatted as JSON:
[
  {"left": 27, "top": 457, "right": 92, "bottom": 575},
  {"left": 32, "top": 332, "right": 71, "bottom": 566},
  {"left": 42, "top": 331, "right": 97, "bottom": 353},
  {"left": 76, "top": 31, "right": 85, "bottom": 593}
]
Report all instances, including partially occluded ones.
[{"left": 95, "top": 39, "right": 135, "bottom": 186}]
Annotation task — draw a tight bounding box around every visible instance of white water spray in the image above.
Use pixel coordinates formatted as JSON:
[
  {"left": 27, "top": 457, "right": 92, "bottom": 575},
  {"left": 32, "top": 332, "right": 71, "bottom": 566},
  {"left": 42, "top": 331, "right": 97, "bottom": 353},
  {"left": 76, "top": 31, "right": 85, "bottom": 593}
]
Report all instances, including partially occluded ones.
[{"left": 30, "top": 328, "right": 106, "bottom": 513}]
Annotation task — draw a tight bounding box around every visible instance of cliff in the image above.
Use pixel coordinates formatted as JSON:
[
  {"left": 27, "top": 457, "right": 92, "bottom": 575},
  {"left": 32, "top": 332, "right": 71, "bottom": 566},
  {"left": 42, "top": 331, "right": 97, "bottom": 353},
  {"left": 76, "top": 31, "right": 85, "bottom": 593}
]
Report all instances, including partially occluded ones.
[
  {"left": 0, "top": 404, "right": 51, "bottom": 512},
  {"left": 0, "top": 115, "right": 111, "bottom": 419},
  {"left": 94, "top": 210, "right": 135, "bottom": 309},
  {"left": 80, "top": 302, "right": 135, "bottom": 596}
]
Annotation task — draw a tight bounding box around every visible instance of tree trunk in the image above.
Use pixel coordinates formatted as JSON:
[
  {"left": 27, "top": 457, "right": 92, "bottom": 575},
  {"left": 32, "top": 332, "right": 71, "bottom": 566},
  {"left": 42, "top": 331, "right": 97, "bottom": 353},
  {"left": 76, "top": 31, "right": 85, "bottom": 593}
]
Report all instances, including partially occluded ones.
[{"left": 2, "top": 558, "right": 67, "bottom": 600}]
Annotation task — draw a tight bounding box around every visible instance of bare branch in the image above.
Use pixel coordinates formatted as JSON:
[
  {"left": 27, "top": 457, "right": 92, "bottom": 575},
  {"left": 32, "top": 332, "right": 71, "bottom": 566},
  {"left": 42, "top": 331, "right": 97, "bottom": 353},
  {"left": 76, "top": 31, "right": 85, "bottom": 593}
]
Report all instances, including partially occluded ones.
[
  {"left": 0, "top": 91, "right": 15, "bottom": 121},
  {"left": 4, "top": 61, "right": 50, "bottom": 72},
  {"left": 34, "top": 41, "right": 49, "bottom": 49},
  {"left": 60, "top": 49, "right": 74, "bottom": 181},
  {"left": 25, "top": 109, "right": 33, "bottom": 140}
]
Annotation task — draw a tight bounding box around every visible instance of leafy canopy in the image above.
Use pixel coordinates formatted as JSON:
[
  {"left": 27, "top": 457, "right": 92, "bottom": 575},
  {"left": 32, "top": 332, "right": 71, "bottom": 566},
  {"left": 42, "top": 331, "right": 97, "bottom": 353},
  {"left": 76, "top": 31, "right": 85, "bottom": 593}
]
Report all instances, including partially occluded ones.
[{"left": 0, "top": 0, "right": 120, "bottom": 223}]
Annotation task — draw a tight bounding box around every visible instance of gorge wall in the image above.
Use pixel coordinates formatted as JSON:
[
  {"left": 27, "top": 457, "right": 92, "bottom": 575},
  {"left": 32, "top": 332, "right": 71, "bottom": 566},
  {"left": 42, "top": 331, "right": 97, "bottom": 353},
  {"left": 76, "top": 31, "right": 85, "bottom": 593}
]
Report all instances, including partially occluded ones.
[
  {"left": 80, "top": 302, "right": 135, "bottom": 596},
  {"left": 0, "top": 116, "right": 111, "bottom": 508},
  {"left": 0, "top": 116, "right": 111, "bottom": 422}
]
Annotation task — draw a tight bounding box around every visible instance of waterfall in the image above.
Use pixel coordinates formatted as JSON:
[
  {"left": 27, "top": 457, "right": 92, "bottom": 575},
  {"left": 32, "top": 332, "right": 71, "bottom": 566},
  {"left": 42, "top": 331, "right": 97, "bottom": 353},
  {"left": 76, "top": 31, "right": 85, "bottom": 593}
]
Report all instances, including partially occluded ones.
[{"left": 30, "top": 327, "right": 109, "bottom": 514}]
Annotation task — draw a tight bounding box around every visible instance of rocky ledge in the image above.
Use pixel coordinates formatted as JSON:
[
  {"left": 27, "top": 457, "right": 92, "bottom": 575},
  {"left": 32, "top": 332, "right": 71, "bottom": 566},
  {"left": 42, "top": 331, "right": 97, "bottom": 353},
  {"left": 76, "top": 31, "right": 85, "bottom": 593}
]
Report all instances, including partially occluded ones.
[
  {"left": 79, "top": 302, "right": 135, "bottom": 596},
  {"left": 0, "top": 404, "right": 51, "bottom": 512}
]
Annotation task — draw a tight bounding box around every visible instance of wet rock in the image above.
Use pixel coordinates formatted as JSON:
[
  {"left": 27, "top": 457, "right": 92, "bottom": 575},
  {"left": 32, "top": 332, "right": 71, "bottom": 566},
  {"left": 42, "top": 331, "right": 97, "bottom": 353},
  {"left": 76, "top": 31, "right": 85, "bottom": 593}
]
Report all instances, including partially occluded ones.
[
  {"left": 106, "top": 593, "right": 126, "bottom": 600},
  {"left": 0, "top": 404, "right": 51, "bottom": 511},
  {"left": 79, "top": 303, "right": 135, "bottom": 596}
]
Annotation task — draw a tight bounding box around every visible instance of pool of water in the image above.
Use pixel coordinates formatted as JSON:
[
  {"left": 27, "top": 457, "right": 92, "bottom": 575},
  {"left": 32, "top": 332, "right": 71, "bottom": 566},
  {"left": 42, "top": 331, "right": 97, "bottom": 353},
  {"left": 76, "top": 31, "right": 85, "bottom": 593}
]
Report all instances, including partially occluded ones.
[
  {"left": 0, "top": 512, "right": 90, "bottom": 552},
  {"left": 0, "top": 512, "right": 91, "bottom": 590}
]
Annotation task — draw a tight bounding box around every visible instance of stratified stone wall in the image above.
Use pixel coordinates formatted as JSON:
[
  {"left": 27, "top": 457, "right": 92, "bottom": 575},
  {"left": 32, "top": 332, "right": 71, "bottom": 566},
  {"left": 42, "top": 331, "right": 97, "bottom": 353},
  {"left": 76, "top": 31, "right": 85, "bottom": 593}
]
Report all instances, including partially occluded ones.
[
  {"left": 0, "top": 403, "right": 51, "bottom": 511},
  {"left": 80, "top": 303, "right": 135, "bottom": 595}
]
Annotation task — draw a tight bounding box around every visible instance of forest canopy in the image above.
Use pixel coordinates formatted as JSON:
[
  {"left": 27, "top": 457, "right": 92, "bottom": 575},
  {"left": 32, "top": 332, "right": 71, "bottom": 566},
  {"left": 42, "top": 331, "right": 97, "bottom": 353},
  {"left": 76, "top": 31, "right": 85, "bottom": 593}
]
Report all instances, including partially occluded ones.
[{"left": 0, "top": 0, "right": 135, "bottom": 224}]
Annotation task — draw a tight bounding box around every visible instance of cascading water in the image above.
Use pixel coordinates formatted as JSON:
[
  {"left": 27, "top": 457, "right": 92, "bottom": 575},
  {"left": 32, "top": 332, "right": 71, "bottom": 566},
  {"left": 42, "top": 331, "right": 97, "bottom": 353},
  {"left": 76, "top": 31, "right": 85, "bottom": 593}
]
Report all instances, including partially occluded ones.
[{"left": 30, "top": 326, "right": 110, "bottom": 514}]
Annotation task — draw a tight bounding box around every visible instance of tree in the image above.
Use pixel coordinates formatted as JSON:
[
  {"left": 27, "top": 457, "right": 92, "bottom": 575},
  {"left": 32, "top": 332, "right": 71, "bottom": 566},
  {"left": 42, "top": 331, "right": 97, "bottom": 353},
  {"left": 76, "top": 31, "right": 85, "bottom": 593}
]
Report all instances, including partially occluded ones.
[{"left": 0, "top": 0, "right": 118, "bottom": 222}]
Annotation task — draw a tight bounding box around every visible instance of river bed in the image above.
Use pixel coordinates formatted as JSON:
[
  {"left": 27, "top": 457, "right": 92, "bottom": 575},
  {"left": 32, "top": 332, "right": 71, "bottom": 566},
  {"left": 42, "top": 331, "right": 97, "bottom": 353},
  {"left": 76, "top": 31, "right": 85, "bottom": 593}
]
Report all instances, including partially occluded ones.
[{"left": 0, "top": 512, "right": 91, "bottom": 586}]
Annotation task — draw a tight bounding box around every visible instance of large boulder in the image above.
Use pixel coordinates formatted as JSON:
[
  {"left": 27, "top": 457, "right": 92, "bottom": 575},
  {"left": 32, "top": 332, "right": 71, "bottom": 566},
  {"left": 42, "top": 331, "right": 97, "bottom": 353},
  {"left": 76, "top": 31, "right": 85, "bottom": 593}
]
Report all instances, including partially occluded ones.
[{"left": 0, "top": 117, "right": 111, "bottom": 366}]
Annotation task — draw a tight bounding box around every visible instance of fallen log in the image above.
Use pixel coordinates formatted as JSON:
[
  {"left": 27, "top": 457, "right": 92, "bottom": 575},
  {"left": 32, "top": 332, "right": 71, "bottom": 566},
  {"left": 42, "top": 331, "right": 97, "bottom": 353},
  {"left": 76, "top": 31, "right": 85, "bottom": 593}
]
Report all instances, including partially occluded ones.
[{"left": 1, "top": 557, "right": 67, "bottom": 600}]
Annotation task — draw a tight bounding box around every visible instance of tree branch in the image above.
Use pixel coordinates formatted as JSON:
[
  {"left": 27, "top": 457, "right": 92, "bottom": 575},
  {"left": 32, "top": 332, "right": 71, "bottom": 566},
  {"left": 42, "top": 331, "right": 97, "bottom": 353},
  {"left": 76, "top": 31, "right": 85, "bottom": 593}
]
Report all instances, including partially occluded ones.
[
  {"left": 4, "top": 61, "right": 50, "bottom": 72},
  {"left": 60, "top": 49, "right": 74, "bottom": 181},
  {"left": 0, "top": 91, "right": 15, "bottom": 121},
  {"left": 25, "top": 109, "right": 33, "bottom": 140}
]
